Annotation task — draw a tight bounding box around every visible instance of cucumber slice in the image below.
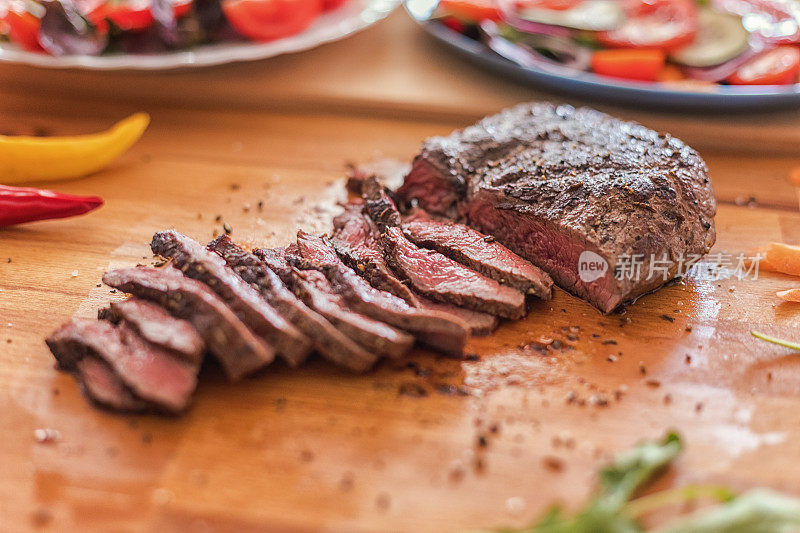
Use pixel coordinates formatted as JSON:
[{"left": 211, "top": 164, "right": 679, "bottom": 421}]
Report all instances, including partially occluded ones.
[
  {"left": 517, "top": 1, "right": 624, "bottom": 32},
  {"left": 670, "top": 8, "right": 749, "bottom": 67}
]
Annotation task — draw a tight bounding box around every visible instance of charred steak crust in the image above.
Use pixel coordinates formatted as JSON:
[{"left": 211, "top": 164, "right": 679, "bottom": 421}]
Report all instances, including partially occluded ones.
[
  {"left": 345, "top": 159, "right": 410, "bottom": 195},
  {"left": 294, "top": 231, "right": 469, "bottom": 356},
  {"left": 151, "top": 230, "right": 313, "bottom": 367},
  {"left": 102, "top": 266, "right": 275, "bottom": 381},
  {"left": 208, "top": 235, "right": 380, "bottom": 371},
  {"left": 397, "top": 102, "right": 716, "bottom": 313},
  {"left": 99, "top": 298, "right": 205, "bottom": 364},
  {"left": 402, "top": 217, "right": 553, "bottom": 299},
  {"left": 362, "top": 176, "right": 402, "bottom": 230},
  {"left": 332, "top": 204, "right": 420, "bottom": 307}
]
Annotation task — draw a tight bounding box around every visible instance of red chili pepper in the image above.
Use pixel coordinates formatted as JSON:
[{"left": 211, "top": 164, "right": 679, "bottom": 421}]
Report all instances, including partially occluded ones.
[{"left": 0, "top": 185, "right": 103, "bottom": 228}]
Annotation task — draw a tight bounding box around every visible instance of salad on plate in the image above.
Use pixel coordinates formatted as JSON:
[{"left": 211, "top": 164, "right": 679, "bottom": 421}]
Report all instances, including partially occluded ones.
[
  {"left": 0, "top": 0, "right": 346, "bottom": 56},
  {"left": 430, "top": 0, "right": 800, "bottom": 87}
]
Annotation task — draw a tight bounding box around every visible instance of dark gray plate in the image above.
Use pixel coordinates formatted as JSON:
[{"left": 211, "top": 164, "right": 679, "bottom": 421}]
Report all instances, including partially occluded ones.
[{"left": 410, "top": 8, "right": 800, "bottom": 111}]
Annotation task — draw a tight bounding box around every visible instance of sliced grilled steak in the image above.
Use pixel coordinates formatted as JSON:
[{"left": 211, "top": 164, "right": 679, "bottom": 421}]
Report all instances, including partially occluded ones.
[
  {"left": 381, "top": 226, "right": 527, "bottom": 319},
  {"left": 257, "top": 248, "right": 413, "bottom": 363},
  {"left": 293, "top": 268, "right": 413, "bottom": 360},
  {"left": 115, "top": 323, "right": 198, "bottom": 412},
  {"left": 362, "top": 176, "right": 527, "bottom": 318},
  {"left": 294, "top": 231, "right": 469, "bottom": 355},
  {"left": 402, "top": 216, "right": 553, "bottom": 299},
  {"left": 102, "top": 266, "right": 275, "bottom": 381},
  {"left": 332, "top": 203, "right": 420, "bottom": 307},
  {"left": 46, "top": 319, "right": 197, "bottom": 413},
  {"left": 358, "top": 182, "right": 526, "bottom": 318},
  {"left": 99, "top": 298, "right": 204, "bottom": 364},
  {"left": 208, "top": 236, "right": 379, "bottom": 370},
  {"left": 151, "top": 230, "right": 313, "bottom": 367},
  {"left": 254, "top": 247, "right": 296, "bottom": 286},
  {"left": 333, "top": 202, "right": 499, "bottom": 333},
  {"left": 416, "top": 297, "right": 498, "bottom": 336},
  {"left": 76, "top": 357, "right": 147, "bottom": 412},
  {"left": 397, "top": 102, "right": 716, "bottom": 313}
]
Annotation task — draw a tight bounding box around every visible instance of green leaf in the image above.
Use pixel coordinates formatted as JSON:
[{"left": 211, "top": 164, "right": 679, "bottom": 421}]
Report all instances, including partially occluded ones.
[
  {"left": 751, "top": 331, "right": 800, "bottom": 352},
  {"left": 598, "top": 432, "right": 683, "bottom": 507},
  {"left": 655, "top": 489, "right": 800, "bottom": 533},
  {"left": 625, "top": 485, "right": 736, "bottom": 519},
  {"left": 481, "top": 432, "right": 800, "bottom": 533},
  {"left": 499, "top": 433, "right": 683, "bottom": 533}
]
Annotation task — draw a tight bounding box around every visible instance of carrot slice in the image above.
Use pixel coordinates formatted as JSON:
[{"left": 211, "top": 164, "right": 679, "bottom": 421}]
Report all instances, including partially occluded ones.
[
  {"left": 788, "top": 166, "right": 800, "bottom": 187},
  {"left": 657, "top": 64, "right": 686, "bottom": 82},
  {"left": 777, "top": 289, "right": 800, "bottom": 302},
  {"left": 762, "top": 242, "right": 800, "bottom": 276}
]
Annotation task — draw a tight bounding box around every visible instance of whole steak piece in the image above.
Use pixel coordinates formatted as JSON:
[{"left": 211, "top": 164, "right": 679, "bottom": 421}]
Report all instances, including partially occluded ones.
[{"left": 397, "top": 102, "right": 717, "bottom": 313}]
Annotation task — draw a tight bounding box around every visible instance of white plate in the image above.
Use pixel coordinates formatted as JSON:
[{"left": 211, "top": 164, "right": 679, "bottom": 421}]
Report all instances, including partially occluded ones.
[{"left": 0, "top": 0, "right": 399, "bottom": 70}]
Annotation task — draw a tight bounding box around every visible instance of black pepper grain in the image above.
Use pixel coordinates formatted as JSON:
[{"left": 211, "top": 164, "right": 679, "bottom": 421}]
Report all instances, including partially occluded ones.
[{"left": 398, "top": 383, "right": 427, "bottom": 398}]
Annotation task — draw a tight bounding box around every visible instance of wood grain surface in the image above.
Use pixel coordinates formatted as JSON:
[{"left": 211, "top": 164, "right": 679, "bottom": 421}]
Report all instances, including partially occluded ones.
[{"left": 2, "top": 11, "right": 800, "bottom": 533}]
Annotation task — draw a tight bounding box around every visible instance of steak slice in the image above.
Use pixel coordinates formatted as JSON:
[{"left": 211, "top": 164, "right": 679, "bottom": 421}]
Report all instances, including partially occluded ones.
[
  {"left": 416, "top": 297, "right": 498, "bottom": 336},
  {"left": 360, "top": 175, "right": 527, "bottom": 319},
  {"left": 46, "top": 319, "right": 197, "bottom": 413},
  {"left": 333, "top": 202, "right": 499, "bottom": 334},
  {"left": 115, "top": 323, "right": 198, "bottom": 413},
  {"left": 332, "top": 203, "right": 420, "bottom": 307},
  {"left": 293, "top": 269, "right": 414, "bottom": 360},
  {"left": 397, "top": 102, "right": 717, "bottom": 313},
  {"left": 99, "top": 298, "right": 205, "bottom": 364},
  {"left": 256, "top": 248, "right": 412, "bottom": 363},
  {"left": 207, "top": 236, "right": 379, "bottom": 371},
  {"left": 402, "top": 216, "right": 553, "bottom": 299},
  {"left": 381, "top": 226, "right": 527, "bottom": 319},
  {"left": 76, "top": 357, "right": 147, "bottom": 412},
  {"left": 294, "top": 231, "right": 469, "bottom": 355},
  {"left": 151, "top": 230, "right": 313, "bottom": 367},
  {"left": 102, "top": 266, "right": 275, "bottom": 381}
]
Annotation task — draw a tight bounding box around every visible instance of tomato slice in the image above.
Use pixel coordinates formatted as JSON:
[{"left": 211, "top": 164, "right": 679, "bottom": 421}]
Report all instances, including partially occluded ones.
[
  {"left": 438, "top": 0, "right": 501, "bottom": 22},
  {"left": 322, "top": 0, "right": 347, "bottom": 10},
  {"left": 3, "top": 9, "right": 43, "bottom": 52},
  {"left": 518, "top": 0, "right": 581, "bottom": 10},
  {"left": 727, "top": 45, "right": 800, "bottom": 85},
  {"left": 221, "top": 0, "right": 322, "bottom": 42},
  {"left": 440, "top": 16, "right": 467, "bottom": 34},
  {"left": 598, "top": 0, "right": 697, "bottom": 50},
  {"left": 88, "top": 0, "right": 192, "bottom": 32},
  {"left": 591, "top": 48, "right": 666, "bottom": 81}
]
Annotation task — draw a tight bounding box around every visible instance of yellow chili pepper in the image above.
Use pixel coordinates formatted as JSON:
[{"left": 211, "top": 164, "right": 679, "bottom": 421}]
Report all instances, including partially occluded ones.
[{"left": 0, "top": 112, "right": 150, "bottom": 184}]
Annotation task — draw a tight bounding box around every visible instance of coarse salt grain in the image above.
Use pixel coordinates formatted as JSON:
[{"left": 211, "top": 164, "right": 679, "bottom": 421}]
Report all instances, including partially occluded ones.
[
  {"left": 34, "top": 428, "right": 61, "bottom": 443},
  {"left": 71, "top": 270, "right": 79, "bottom": 277},
  {"left": 505, "top": 496, "right": 526, "bottom": 516}
]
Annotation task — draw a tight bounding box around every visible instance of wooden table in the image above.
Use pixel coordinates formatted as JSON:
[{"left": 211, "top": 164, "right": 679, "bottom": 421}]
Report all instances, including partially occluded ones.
[{"left": 3, "top": 10, "right": 800, "bottom": 532}]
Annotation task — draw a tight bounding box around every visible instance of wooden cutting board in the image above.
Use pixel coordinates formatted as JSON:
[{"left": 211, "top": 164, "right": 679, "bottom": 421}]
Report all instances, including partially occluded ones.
[{"left": 2, "top": 93, "right": 800, "bottom": 533}]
